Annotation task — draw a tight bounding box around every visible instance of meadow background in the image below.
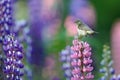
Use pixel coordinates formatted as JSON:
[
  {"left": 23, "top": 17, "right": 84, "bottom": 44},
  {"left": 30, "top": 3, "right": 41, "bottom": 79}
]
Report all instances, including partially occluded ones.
[{"left": 15, "top": 0, "right": 120, "bottom": 80}]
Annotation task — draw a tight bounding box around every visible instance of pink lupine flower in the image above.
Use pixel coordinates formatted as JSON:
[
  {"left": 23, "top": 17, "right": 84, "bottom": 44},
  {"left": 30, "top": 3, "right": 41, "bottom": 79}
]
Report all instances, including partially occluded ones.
[
  {"left": 71, "top": 39, "right": 94, "bottom": 80},
  {"left": 83, "top": 58, "right": 93, "bottom": 65},
  {"left": 85, "top": 73, "right": 94, "bottom": 79}
]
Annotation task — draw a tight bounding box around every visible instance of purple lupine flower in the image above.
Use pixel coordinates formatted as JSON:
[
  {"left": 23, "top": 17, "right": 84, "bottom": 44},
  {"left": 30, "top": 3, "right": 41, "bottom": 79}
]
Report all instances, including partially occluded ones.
[
  {"left": 60, "top": 46, "right": 73, "bottom": 80},
  {"left": 0, "top": 0, "right": 24, "bottom": 80},
  {"left": 0, "top": 0, "right": 13, "bottom": 34},
  {"left": 24, "top": 66, "right": 33, "bottom": 80},
  {"left": 28, "top": 0, "right": 62, "bottom": 65},
  {"left": 99, "top": 45, "right": 116, "bottom": 80},
  {"left": 99, "top": 45, "right": 120, "bottom": 80},
  {"left": 14, "top": 20, "right": 33, "bottom": 80},
  {"left": 14, "top": 20, "right": 27, "bottom": 36},
  {"left": 0, "top": 0, "right": 13, "bottom": 25},
  {"left": 110, "top": 74, "right": 120, "bottom": 80},
  {"left": 3, "top": 34, "right": 24, "bottom": 80},
  {"left": 14, "top": 20, "right": 32, "bottom": 63},
  {"left": 28, "top": 0, "right": 45, "bottom": 65},
  {"left": 23, "top": 27, "right": 32, "bottom": 63},
  {"left": 0, "top": 0, "right": 11, "bottom": 41},
  {"left": 28, "top": 0, "right": 61, "bottom": 60},
  {"left": 70, "top": 39, "right": 94, "bottom": 80},
  {"left": 0, "top": 1, "right": 16, "bottom": 80}
]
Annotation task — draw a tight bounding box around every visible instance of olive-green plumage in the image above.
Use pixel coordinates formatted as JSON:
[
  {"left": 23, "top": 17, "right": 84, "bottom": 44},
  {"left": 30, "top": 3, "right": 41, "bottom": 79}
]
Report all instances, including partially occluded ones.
[{"left": 75, "top": 20, "right": 95, "bottom": 35}]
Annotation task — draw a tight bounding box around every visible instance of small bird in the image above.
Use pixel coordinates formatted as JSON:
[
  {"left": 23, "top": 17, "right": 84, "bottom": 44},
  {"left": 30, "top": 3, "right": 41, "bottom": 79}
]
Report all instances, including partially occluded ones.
[{"left": 75, "top": 20, "right": 95, "bottom": 36}]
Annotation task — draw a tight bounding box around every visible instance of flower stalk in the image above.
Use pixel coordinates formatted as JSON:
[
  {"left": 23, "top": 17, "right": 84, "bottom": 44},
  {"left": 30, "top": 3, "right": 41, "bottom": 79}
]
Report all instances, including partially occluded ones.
[
  {"left": 99, "top": 45, "right": 120, "bottom": 80},
  {"left": 0, "top": 0, "right": 24, "bottom": 80},
  {"left": 3, "top": 34, "right": 24, "bottom": 80},
  {"left": 60, "top": 46, "right": 73, "bottom": 80},
  {"left": 70, "top": 39, "right": 94, "bottom": 80}
]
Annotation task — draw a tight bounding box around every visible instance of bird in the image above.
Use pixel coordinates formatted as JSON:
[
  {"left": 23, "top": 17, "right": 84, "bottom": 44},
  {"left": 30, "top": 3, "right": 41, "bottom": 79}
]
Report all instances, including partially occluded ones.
[{"left": 75, "top": 20, "right": 96, "bottom": 36}]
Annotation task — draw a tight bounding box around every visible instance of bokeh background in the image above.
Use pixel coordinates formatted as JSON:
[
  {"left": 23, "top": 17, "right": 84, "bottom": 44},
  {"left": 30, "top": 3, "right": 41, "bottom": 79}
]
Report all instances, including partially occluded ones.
[{"left": 15, "top": 0, "right": 120, "bottom": 80}]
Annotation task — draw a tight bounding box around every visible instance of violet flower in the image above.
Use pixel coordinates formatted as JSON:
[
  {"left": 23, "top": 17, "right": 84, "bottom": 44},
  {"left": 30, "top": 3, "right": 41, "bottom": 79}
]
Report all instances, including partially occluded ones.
[
  {"left": 14, "top": 20, "right": 33, "bottom": 80},
  {"left": 24, "top": 66, "right": 33, "bottom": 80},
  {"left": 28, "top": 0, "right": 45, "bottom": 65},
  {"left": 60, "top": 46, "right": 73, "bottom": 80},
  {"left": 70, "top": 39, "right": 94, "bottom": 80},
  {"left": 99, "top": 45, "right": 114, "bottom": 80},
  {"left": 3, "top": 34, "right": 24, "bottom": 80},
  {"left": 61, "top": 20, "right": 94, "bottom": 79},
  {"left": 0, "top": 0, "right": 13, "bottom": 79},
  {"left": 99, "top": 45, "right": 120, "bottom": 80},
  {"left": 0, "top": 0, "right": 24, "bottom": 80},
  {"left": 0, "top": 0, "right": 13, "bottom": 25},
  {"left": 14, "top": 20, "right": 32, "bottom": 63},
  {"left": 0, "top": 0, "right": 13, "bottom": 34}
]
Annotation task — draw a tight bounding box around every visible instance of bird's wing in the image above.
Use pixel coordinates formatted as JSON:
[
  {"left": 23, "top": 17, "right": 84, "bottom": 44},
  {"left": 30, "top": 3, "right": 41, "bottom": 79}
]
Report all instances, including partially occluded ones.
[{"left": 83, "top": 24, "right": 94, "bottom": 31}]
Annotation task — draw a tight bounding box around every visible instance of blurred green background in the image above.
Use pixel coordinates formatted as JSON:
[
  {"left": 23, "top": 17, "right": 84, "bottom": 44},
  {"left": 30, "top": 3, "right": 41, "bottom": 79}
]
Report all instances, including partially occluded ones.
[{"left": 15, "top": 0, "right": 120, "bottom": 80}]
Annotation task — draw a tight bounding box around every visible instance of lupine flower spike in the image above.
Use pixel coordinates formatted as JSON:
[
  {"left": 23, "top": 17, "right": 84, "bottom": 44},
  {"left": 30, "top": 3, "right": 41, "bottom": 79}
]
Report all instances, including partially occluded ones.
[
  {"left": 14, "top": 20, "right": 33, "bottom": 80},
  {"left": 99, "top": 45, "right": 120, "bottom": 80},
  {"left": 70, "top": 39, "right": 94, "bottom": 80},
  {"left": 3, "top": 34, "right": 24, "bottom": 80},
  {"left": 60, "top": 20, "right": 94, "bottom": 80},
  {"left": 0, "top": 0, "right": 24, "bottom": 80},
  {"left": 60, "top": 46, "right": 73, "bottom": 80},
  {"left": 68, "top": 20, "right": 94, "bottom": 80},
  {"left": 0, "top": 0, "right": 13, "bottom": 36},
  {"left": 14, "top": 20, "right": 32, "bottom": 63}
]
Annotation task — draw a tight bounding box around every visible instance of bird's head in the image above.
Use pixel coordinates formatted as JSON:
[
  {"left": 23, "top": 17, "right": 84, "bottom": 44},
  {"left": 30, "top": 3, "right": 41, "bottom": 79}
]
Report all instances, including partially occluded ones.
[
  {"left": 75, "top": 20, "right": 83, "bottom": 27},
  {"left": 75, "top": 20, "right": 82, "bottom": 25}
]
